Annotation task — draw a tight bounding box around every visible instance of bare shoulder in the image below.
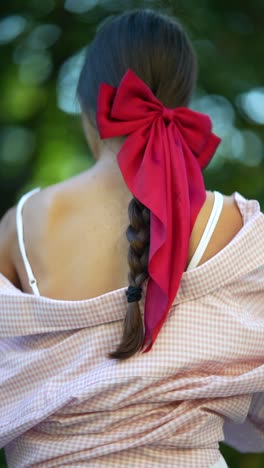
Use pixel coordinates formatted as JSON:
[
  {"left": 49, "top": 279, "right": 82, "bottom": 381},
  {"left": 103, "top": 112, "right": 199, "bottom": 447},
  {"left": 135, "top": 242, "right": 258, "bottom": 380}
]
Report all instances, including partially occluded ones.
[
  {"left": 188, "top": 191, "right": 244, "bottom": 269},
  {"left": 221, "top": 193, "right": 244, "bottom": 237},
  {"left": 0, "top": 205, "right": 17, "bottom": 246},
  {"left": 202, "top": 192, "right": 243, "bottom": 266},
  {"left": 0, "top": 205, "right": 21, "bottom": 285}
]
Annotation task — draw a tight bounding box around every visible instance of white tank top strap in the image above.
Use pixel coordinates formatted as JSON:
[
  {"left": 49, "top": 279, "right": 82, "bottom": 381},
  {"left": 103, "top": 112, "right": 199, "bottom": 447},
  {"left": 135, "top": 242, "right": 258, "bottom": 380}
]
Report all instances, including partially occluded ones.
[
  {"left": 16, "top": 187, "right": 41, "bottom": 296},
  {"left": 186, "top": 191, "right": 224, "bottom": 271}
]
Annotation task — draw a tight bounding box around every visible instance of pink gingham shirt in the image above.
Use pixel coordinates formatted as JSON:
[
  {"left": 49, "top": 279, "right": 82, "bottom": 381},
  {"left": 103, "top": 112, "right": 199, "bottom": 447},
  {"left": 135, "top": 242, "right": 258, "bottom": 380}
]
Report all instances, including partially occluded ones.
[{"left": 1, "top": 191, "right": 264, "bottom": 467}]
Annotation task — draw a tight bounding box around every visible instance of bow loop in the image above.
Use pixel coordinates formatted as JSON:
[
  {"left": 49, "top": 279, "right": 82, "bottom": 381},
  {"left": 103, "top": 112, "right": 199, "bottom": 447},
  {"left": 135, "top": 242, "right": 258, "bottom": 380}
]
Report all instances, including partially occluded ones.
[
  {"left": 96, "top": 68, "right": 221, "bottom": 352},
  {"left": 171, "top": 108, "right": 220, "bottom": 169},
  {"left": 97, "top": 69, "right": 163, "bottom": 138}
]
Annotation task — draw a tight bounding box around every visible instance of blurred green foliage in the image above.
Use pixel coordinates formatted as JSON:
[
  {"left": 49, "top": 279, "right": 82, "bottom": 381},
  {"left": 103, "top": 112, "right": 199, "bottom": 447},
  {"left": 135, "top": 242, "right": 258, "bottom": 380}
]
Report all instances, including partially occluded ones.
[{"left": 0, "top": 0, "right": 263, "bottom": 466}]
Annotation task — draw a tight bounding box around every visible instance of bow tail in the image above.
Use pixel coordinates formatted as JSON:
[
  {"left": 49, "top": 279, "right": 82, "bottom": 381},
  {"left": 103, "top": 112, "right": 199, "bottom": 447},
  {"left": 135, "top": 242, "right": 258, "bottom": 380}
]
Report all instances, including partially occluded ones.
[
  {"left": 180, "top": 136, "right": 207, "bottom": 233},
  {"left": 143, "top": 123, "right": 191, "bottom": 350}
]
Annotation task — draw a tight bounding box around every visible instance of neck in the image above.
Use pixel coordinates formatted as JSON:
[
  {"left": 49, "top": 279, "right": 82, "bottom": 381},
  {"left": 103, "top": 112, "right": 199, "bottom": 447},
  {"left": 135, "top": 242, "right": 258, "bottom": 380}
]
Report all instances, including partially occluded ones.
[{"left": 81, "top": 153, "right": 133, "bottom": 201}]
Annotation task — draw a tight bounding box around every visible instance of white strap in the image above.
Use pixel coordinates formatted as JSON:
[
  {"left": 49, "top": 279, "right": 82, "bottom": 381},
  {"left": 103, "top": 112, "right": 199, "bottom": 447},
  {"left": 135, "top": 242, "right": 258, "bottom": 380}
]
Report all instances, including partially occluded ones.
[
  {"left": 186, "top": 191, "right": 224, "bottom": 271},
  {"left": 16, "top": 187, "right": 41, "bottom": 295}
]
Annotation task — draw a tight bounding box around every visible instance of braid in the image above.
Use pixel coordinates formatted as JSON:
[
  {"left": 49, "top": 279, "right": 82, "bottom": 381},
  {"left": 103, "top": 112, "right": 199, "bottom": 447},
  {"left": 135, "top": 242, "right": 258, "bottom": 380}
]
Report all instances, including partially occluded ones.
[{"left": 109, "top": 197, "right": 150, "bottom": 360}]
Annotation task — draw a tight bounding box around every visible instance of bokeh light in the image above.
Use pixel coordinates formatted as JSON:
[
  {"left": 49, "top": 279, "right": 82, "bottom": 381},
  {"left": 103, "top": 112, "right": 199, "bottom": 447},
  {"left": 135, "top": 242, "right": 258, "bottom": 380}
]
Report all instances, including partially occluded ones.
[
  {"left": 57, "top": 50, "right": 85, "bottom": 114},
  {"left": 0, "top": 126, "right": 35, "bottom": 177},
  {"left": 15, "top": 49, "right": 53, "bottom": 84},
  {"left": 237, "top": 88, "right": 264, "bottom": 124},
  {"left": 64, "top": 0, "right": 99, "bottom": 14},
  {"left": 26, "top": 24, "right": 61, "bottom": 50},
  {"left": 0, "top": 15, "right": 27, "bottom": 44}
]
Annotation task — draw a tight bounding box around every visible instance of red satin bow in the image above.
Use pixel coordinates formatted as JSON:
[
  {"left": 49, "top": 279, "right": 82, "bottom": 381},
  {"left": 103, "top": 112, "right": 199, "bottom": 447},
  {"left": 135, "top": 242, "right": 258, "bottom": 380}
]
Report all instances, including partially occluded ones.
[{"left": 96, "top": 69, "right": 221, "bottom": 352}]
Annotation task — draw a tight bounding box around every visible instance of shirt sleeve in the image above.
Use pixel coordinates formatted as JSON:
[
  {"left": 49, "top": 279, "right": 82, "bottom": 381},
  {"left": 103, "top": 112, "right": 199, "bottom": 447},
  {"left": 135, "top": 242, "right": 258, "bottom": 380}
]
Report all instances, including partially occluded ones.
[
  {"left": 223, "top": 261, "right": 264, "bottom": 453},
  {"left": 223, "top": 392, "right": 264, "bottom": 453}
]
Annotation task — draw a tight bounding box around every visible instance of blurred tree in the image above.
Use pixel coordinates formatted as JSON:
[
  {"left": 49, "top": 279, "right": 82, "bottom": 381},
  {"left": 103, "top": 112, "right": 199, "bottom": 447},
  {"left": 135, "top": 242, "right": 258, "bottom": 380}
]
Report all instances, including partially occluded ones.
[{"left": 0, "top": 0, "right": 263, "bottom": 466}]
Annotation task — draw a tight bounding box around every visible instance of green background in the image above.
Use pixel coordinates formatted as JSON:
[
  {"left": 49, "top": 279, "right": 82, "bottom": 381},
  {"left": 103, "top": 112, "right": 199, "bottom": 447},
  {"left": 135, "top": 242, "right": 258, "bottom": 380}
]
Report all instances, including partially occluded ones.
[{"left": 0, "top": 0, "right": 263, "bottom": 466}]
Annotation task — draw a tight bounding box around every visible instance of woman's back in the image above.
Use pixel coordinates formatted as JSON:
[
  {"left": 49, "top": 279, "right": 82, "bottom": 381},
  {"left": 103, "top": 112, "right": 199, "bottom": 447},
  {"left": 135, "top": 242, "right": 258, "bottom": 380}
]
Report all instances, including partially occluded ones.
[
  {"left": 12, "top": 166, "right": 133, "bottom": 300},
  {"left": 10, "top": 164, "right": 243, "bottom": 301}
]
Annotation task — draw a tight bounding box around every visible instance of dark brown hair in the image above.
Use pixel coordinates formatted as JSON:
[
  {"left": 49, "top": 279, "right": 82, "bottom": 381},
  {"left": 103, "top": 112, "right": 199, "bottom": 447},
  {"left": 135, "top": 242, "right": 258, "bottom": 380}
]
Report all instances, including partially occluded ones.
[{"left": 77, "top": 9, "right": 197, "bottom": 360}]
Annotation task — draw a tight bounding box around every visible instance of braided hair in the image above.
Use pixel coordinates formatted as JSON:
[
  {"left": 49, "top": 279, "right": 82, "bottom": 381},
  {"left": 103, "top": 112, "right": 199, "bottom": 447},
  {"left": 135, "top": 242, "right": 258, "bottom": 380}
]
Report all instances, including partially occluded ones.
[{"left": 109, "top": 197, "right": 150, "bottom": 359}]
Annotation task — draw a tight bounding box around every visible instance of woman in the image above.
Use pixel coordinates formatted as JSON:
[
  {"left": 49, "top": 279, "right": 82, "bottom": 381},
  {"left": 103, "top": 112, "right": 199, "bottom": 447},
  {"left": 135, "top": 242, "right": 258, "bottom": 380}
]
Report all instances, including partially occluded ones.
[{"left": 0, "top": 9, "right": 264, "bottom": 468}]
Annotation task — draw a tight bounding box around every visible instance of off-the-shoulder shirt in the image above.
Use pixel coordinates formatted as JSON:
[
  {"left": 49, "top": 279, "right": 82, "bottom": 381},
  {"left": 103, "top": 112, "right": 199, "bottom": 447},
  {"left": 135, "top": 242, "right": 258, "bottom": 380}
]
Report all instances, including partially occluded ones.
[{"left": 0, "top": 191, "right": 264, "bottom": 467}]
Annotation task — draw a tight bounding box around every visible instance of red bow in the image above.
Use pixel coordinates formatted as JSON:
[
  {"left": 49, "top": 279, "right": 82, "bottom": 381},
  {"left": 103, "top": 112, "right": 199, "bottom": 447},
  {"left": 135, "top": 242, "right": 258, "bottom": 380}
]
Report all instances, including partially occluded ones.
[{"left": 96, "top": 69, "right": 221, "bottom": 352}]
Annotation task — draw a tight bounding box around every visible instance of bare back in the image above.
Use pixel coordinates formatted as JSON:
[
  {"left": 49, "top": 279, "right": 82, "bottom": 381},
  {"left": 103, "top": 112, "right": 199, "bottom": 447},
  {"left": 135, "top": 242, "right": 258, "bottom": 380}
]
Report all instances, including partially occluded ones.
[{"left": 11, "top": 169, "right": 244, "bottom": 300}]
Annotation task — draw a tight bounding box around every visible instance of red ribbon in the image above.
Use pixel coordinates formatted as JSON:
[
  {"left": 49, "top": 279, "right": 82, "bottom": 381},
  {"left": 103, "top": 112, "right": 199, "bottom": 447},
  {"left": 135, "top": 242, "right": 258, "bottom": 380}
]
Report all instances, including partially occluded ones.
[{"left": 96, "top": 69, "right": 221, "bottom": 352}]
